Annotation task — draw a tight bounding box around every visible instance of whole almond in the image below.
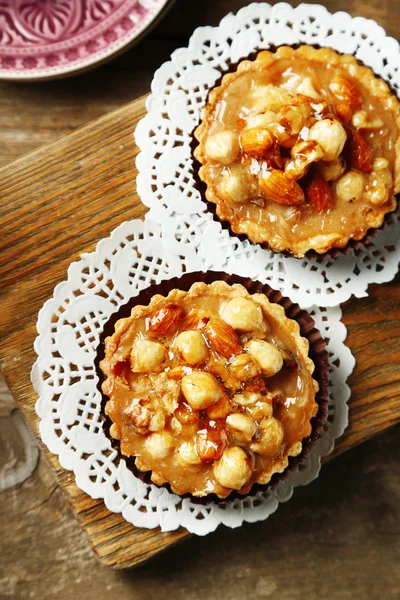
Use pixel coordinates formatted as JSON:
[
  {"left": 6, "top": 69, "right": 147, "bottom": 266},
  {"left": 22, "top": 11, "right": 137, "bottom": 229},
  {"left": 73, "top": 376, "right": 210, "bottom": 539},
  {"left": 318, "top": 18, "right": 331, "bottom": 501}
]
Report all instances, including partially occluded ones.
[
  {"left": 205, "top": 318, "right": 242, "bottom": 358},
  {"left": 146, "top": 303, "right": 182, "bottom": 333},
  {"left": 259, "top": 169, "right": 305, "bottom": 206},
  {"left": 329, "top": 75, "right": 362, "bottom": 110},
  {"left": 336, "top": 103, "right": 353, "bottom": 125},
  {"left": 343, "top": 128, "right": 373, "bottom": 174},
  {"left": 182, "top": 308, "right": 210, "bottom": 330},
  {"left": 306, "top": 172, "right": 334, "bottom": 213},
  {"left": 240, "top": 127, "right": 274, "bottom": 157}
]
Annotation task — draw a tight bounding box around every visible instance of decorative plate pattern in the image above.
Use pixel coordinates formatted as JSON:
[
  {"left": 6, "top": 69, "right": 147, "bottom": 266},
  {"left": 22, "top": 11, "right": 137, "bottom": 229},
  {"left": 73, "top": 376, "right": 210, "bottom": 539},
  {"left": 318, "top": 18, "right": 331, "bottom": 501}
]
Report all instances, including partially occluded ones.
[
  {"left": 32, "top": 218, "right": 355, "bottom": 535},
  {"left": 0, "top": 0, "right": 172, "bottom": 80},
  {"left": 135, "top": 1, "right": 400, "bottom": 308}
]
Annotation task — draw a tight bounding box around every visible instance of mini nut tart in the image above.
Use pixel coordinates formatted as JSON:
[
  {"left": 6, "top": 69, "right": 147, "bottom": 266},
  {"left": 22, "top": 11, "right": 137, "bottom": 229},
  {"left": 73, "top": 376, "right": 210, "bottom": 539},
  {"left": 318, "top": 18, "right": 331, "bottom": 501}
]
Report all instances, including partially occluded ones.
[
  {"left": 194, "top": 46, "right": 400, "bottom": 257},
  {"left": 100, "top": 281, "right": 319, "bottom": 498}
]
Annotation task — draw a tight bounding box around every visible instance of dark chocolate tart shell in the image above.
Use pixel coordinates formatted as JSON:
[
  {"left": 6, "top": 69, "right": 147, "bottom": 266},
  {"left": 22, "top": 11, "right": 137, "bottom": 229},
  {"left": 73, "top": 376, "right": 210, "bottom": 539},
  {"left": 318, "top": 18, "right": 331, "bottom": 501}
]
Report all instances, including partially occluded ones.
[
  {"left": 95, "top": 271, "right": 329, "bottom": 505},
  {"left": 190, "top": 44, "right": 399, "bottom": 260}
]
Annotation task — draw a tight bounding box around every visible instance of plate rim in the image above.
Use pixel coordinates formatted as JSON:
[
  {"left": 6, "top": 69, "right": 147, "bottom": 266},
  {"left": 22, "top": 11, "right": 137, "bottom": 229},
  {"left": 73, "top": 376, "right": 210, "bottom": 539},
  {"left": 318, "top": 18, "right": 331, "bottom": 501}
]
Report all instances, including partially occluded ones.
[{"left": 0, "top": 0, "right": 174, "bottom": 82}]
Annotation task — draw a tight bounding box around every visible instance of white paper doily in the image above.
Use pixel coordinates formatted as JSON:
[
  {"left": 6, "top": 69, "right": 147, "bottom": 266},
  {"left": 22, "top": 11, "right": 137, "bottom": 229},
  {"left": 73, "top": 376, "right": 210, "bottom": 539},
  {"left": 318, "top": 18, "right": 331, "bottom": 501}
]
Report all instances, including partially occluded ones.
[
  {"left": 135, "top": 2, "right": 400, "bottom": 308},
  {"left": 32, "top": 218, "right": 355, "bottom": 535}
]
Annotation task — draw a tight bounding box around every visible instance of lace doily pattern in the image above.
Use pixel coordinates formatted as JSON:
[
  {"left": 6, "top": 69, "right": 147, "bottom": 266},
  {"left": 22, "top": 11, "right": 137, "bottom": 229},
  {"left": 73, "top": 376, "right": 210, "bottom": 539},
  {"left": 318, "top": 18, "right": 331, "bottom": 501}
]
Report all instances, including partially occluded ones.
[
  {"left": 32, "top": 218, "right": 355, "bottom": 535},
  {"left": 135, "top": 2, "right": 400, "bottom": 308}
]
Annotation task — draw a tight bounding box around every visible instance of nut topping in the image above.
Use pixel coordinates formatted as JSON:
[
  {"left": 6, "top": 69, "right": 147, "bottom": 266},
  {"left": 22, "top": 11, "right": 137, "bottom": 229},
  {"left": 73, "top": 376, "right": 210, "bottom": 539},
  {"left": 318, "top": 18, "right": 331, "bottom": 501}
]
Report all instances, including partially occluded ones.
[
  {"left": 240, "top": 127, "right": 274, "bottom": 157},
  {"left": 308, "top": 118, "right": 347, "bottom": 162},
  {"left": 206, "top": 392, "right": 232, "bottom": 420},
  {"left": 205, "top": 129, "right": 240, "bottom": 165},
  {"left": 226, "top": 413, "right": 257, "bottom": 443},
  {"left": 285, "top": 140, "right": 324, "bottom": 181},
  {"left": 181, "top": 371, "right": 222, "bottom": 410},
  {"left": 259, "top": 169, "right": 305, "bottom": 206},
  {"left": 174, "top": 330, "right": 209, "bottom": 365},
  {"left": 329, "top": 75, "right": 362, "bottom": 109},
  {"left": 318, "top": 157, "right": 346, "bottom": 182},
  {"left": 147, "top": 303, "right": 182, "bottom": 333},
  {"left": 222, "top": 297, "right": 265, "bottom": 332},
  {"left": 343, "top": 128, "right": 373, "bottom": 173},
  {"left": 335, "top": 103, "right": 353, "bottom": 125},
  {"left": 306, "top": 171, "right": 334, "bottom": 213},
  {"left": 102, "top": 280, "right": 320, "bottom": 497},
  {"left": 193, "top": 45, "right": 398, "bottom": 257},
  {"left": 196, "top": 421, "right": 228, "bottom": 463},
  {"left": 229, "top": 353, "right": 261, "bottom": 381},
  {"left": 213, "top": 446, "right": 252, "bottom": 489},
  {"left": 174, "top": 401, "right": 199, "bottom": 425},
  {"left": 205, "top": 317, "right": 242, "bottom": 358}
]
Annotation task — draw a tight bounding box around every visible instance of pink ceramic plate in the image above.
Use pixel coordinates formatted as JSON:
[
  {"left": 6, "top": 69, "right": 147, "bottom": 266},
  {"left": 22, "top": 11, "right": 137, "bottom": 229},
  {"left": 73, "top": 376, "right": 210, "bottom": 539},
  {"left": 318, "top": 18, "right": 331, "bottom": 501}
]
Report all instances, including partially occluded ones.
[{"left": 0, "top": 0, "right": 173, "bottom": 80}]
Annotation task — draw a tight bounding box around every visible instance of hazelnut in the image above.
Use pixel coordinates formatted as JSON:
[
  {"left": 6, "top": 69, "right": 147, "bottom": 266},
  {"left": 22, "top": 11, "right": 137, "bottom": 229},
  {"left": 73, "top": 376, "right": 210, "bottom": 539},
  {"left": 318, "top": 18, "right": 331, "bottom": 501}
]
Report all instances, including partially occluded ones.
[
  {"left": 226, "top": 413, "right": 257, "bottom": 443},
  {"left": 213, "top": 446, "right": 252, "bottom": 490},
  {"left": 250, "top": 417, "right": 284, "bottom": 456},
  {"left": 181, "top": 371, "right": 222, "bottom": 410},
  {"left": 308, "top": 118, "right": 347, "bottom": 161},
  {"left": 145, "top": 432, "right": 175, "bottom": 459},
  {"left": 218, "top": 164, "right": 255, "bottom": 205},
  {"left": 318, "top": 157, "right": 347, "bottom": 182},
  {"left": 222, "top": 297, "right": 265, "bottom": 332},
  {"left": 130, "top": 338, "right": 166, "bottom": 373},
  {"left": 245, "top": 339, "right": 283, "bottom": 377},
  {"left": 177, "top": 441, "right": 202, "bottom": 465},
  {"left": 174, "top": 330, "right": 209, "bottom": 365},
  {"left": 335, "top": 171, "right": 365, "bottom": 202},
  {"left": 205, "top": 130, "right": 239, "bottom": 165}
]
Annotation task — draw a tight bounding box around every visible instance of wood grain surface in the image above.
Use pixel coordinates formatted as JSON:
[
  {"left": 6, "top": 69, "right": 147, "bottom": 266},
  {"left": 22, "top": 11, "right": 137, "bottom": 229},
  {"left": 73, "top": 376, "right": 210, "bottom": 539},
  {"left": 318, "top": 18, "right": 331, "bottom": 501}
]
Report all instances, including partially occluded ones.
[
  {"left": 0, "top": 92, "right": 399, "bottom": 569},
  {"left": 0, "top": 0, "right": 399, "bottom": 592}
]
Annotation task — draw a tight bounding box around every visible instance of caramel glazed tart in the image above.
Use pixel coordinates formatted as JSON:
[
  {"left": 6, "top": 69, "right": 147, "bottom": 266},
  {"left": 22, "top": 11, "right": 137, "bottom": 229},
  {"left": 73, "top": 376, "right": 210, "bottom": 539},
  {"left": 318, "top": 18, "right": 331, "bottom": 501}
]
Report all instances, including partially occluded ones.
[
  {"left": 99, "top": 280, "right": 322, "bottom": 499},
  {"left": 193, "top": 45, "right": 400, "bottom": 258}
]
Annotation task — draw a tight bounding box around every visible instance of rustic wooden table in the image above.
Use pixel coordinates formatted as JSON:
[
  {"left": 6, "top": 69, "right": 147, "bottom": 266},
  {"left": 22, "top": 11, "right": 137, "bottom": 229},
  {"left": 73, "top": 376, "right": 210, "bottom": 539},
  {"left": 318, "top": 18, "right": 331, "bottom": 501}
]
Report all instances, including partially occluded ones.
[{"left": 0, "top": 1, "right": 399, "bottom": 598}]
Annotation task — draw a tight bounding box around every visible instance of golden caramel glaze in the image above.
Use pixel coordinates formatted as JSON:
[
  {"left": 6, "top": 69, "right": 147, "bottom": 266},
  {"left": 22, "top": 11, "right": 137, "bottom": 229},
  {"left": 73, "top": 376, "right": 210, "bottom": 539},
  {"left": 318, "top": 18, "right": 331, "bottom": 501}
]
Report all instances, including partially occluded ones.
[
  {"left": 100, "top": 281, "right": 319, "bottom": 498},
  {"left": 194, "top": 46, "right": 400, "bottom": 257}
]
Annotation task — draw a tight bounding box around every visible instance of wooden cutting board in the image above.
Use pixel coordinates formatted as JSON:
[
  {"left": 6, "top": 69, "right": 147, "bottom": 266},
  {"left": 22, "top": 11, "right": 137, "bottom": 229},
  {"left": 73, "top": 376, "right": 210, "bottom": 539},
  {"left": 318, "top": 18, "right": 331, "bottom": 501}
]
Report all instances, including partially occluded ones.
[{"left": 0, "top": 95, "right": 399, "bottom": 569}]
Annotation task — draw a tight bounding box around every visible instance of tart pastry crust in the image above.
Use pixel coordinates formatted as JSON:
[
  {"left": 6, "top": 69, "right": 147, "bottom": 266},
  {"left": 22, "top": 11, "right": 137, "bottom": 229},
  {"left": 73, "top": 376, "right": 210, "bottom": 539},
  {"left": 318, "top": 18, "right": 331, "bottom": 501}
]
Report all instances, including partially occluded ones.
[
  {"left": 100, "top": 281, "right": 319, "bottom": 498},
  {"left": 194, "top": 46, "right": 400, "bottom": 257}
]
